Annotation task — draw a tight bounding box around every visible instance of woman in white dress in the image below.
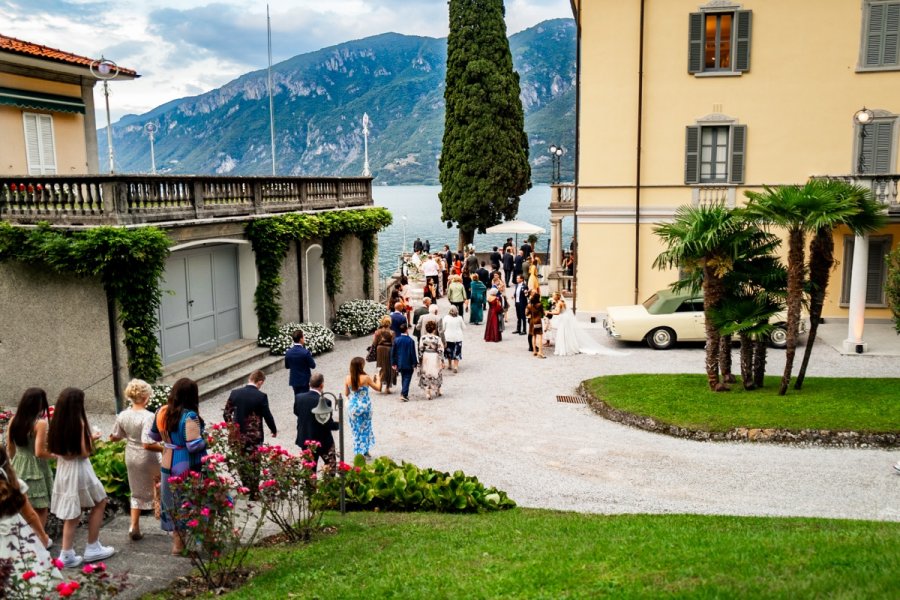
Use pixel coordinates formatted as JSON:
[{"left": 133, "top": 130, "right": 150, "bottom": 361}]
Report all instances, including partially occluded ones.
[{"left": 550, "top": 292, "right": 626, "bottom": 357}]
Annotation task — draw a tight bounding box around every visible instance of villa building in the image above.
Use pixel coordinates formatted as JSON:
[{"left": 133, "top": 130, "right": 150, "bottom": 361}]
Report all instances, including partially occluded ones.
[
  {"left": 0, "top": 35, "right": 378, "bottom": 411},
  {"left": 569, "top": 0, "right": 900, "bottom": 351}
]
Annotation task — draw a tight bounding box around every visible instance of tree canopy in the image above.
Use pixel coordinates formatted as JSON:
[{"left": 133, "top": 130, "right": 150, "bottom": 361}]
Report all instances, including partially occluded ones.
[{"left": 439, "top": 0, "right": 531, "bottom": 248}]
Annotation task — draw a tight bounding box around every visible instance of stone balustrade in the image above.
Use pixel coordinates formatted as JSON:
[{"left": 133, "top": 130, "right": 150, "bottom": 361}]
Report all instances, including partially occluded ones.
[
  {"left": 549, "top": 183, "right": 575, "bottom": 213},
  {"left": 0, "top": 175, "right": 373, "bottom": 225}
]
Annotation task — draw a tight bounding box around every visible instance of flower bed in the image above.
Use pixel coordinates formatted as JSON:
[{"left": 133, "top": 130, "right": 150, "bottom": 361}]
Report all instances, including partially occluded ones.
[
  {"left": 331, "top": 300, "right": 388, "bottom": 337},
  {"left": 258, "top": 321, "right": 335, "bottom": 356}
]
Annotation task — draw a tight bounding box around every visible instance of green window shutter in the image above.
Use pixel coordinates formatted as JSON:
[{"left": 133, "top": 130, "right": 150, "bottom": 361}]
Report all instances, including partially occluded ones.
[
  {"left": 688, "top": 13, "right": 703, "bottom": 74},
  {"left": 865, "top": 3, "right": 886, "bottom": 67},
  {"left": 866, "top": 239, "right": 888, "bottom": 304},
  {"left": 729, "top": 125, "right": 747, "bottom": 184},
  {"left": 734, "top": 11, "right": 752, "bottom": 72},
  {"left": 862, "top": 120, "right": 896, "bottom": 174},
  {"left": 884, "top": 3, "right": 900, "bottom": 65},
  {"left": 685, "top": 126, "right": 701, "bottom": 184}
]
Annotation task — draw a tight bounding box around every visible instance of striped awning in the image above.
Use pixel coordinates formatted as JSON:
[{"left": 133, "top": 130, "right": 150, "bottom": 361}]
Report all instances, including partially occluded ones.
[{"left": 0, "top": 86, "right": 85, "bottom": 114}]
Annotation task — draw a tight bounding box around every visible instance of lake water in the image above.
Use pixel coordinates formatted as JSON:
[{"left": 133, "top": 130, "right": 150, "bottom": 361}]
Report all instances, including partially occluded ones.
[{"left": 372, "top": 184, "right": 573, "bottom": 277}]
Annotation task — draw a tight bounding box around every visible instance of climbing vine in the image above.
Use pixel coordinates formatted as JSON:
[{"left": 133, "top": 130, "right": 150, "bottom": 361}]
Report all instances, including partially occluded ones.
[
  {"left": 0, "top": 222, "right": 171, "bottom": 382},
  {"left": 886, "top": 246, "right": 900, "bottom": 334},
  {"left": 358, "top": 230, "right": 377, "bottom": 299},
  {"left": 245, "top": 207, "right": 392, "bottom": 338}
]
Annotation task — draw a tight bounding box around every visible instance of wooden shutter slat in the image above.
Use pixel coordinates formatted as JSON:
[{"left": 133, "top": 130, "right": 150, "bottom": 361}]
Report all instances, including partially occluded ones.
[
  {"left": 685, "top": 126, "right": 700, "bottom": 184},
  {"left": 884, "top": 4, "right": 900, "bottom": 65},
  {"left": 734, "top": 11, "right": 752, "bottom": 72},
  {"left": 872, "top": 121, "right": 895, "bottom": 174},
  {"left": 688, "top": 13, "right": 703, "bottom": 74},
  {"left": 866, "top": 3, "right": 886, "bottom": 66},
  {"left": 38, "top": 114, "right": 57, "bottom": 174},
  {"left": 729, "top": 125, "right": 747, "bottom": 184},
  {"left": 23, "top": 114, "right": 43, "bottom": 175},
  {"left": 865, "top": 240, "right": 887, "bottom": 304}
]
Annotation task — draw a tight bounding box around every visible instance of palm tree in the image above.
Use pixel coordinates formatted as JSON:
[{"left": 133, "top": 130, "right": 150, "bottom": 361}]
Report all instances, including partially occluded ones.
[
  {"left": 794, "top": 180, "right": 884, "bottom": 389},
  {"left": 743, "top": 183, "right": 861, "bottom": 395},
  {"left": 654, "top": 205, "right": 743, "bottom": 391}
]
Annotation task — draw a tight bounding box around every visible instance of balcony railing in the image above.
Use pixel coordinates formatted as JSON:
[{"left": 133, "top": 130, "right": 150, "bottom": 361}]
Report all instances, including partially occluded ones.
[
  {"left": 550, "top": 183, "right": 575, "bottom": 212},
  {"left": 816, "top": 174, "right": 900, "bottom": 214},
  {"left": 0, "top": 175, "right": 373, "bottom": 226}
]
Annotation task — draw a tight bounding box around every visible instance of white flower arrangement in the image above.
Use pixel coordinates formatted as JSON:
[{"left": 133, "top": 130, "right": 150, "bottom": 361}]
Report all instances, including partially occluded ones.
[
  {"left": 147, "top": 384, "right": 170, "bottom": 413},
  {"left": 332, "top": 299, "right": 389, "bottom": 337},
  {"left": 258, "top": 321, "right": 335, "bottom": 356}
]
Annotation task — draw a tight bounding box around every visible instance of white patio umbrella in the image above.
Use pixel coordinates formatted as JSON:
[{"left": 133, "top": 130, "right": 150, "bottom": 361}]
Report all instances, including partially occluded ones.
[{"left": 486, "top": 219, "right": 545, "bottom": 246}]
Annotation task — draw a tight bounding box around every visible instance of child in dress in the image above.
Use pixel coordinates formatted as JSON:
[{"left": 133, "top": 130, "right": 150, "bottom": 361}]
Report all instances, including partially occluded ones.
[
  {"left": 48, "top": 388, "right": 115, "bottom": 568},
  {"left": 6, "top": 387, "right": 54, "bottom": 533}
]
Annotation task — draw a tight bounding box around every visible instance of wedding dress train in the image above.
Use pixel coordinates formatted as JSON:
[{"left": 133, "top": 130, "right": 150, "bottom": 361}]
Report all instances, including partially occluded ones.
[{"left": 553, "top": 308, "right": 627, "bottom": 356}]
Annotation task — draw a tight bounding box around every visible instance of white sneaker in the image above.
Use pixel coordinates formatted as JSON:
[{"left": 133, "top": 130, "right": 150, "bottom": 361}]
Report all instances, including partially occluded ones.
[
  {"left": 894, "top": 462, "right": 900, "bottom": 474},
  {"left": 83, "top": 541, "right": 115, "bottom": 562},
  {"left": 58, "top": 551, "right": 82, "bottom": 568}
]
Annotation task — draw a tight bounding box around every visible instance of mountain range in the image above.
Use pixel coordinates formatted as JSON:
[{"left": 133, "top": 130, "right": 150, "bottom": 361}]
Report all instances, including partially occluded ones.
[{"left": 101, "top": 18, "right": 575, "bottom": 185}]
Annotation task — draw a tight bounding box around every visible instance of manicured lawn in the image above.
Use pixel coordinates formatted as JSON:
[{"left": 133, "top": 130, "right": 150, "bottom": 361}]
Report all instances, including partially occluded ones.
[
  {"left": 227, "top": 510, "right": 900, "bottom": 599},
  {"left": 585, "top": 374, "right": 900, "bottom": 432}
]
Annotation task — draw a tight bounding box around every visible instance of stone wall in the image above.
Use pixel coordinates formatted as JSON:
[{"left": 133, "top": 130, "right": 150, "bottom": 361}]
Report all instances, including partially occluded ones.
[
  {"left": 334, "top": 235, "right": 366, "bottom": 308},
  {"left": 0, "top": 262, "right": 128, "bottom": 413}
]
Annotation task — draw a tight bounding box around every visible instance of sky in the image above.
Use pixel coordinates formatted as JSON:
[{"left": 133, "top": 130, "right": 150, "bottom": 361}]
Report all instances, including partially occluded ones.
[{"left": 0, "top": 0, "right": 572, "bottom": 125}]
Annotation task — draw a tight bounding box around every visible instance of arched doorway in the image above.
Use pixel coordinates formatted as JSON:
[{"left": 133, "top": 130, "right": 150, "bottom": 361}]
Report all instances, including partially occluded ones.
[{"left": 305, "top": 244, "right": 327, "bottom": 325}]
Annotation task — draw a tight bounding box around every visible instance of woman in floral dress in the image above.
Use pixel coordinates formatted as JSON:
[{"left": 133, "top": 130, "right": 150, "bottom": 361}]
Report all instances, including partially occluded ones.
[
  {"left": 344, "top": 357, "right": 382, "bottom": 458},
  {"left": 148, "top": 378, "right": 207, "bottom": 554},
  {"left": 417, "top": 321, "right": 445, "bottom": 400}
]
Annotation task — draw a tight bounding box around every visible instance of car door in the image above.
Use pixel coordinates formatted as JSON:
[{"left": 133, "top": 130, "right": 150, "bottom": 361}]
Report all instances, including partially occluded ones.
[{"left": 670, "top": 298, "right": 705, "bottom": 342}]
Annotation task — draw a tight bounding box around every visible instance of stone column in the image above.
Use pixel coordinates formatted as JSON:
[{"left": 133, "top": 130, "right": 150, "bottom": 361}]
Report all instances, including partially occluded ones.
[
  {"left": 843, "top": 234, "right": 869, "bottom": 354},
  {"left": 549, "top": 216, "right": 562, "bottom": 293}
]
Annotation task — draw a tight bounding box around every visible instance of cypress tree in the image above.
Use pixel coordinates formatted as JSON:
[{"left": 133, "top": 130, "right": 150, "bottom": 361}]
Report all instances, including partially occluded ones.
[{"left": 439, "top": 0, "right": 531, "bottom": 250}]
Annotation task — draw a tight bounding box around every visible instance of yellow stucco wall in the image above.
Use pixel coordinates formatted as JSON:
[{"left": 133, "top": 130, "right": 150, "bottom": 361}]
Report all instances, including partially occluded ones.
[
  {"left": 575, "top": 0, "right": 900, "bottom": 317},
  {"left": 0, "top": 73, "right": 90, "bottom": 175}
]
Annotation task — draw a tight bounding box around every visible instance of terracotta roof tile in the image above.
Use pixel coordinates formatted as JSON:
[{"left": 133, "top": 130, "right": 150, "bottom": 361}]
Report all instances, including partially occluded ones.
[{"left": 0, "top": 33, "right": 138, "bottom": 77}]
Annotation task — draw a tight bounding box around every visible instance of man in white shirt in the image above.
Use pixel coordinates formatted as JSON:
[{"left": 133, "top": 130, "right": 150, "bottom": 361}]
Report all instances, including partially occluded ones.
[{"left": 422, "top": 254, "right": 439, "bottom": 297}]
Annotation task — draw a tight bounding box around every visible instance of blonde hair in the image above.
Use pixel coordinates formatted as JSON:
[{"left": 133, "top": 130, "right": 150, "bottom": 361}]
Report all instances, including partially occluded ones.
[
  {"left": 124, "top": 379, "right": 152, "bottom": 405},
  {"left": 380, "top": 315, "right": 392, "bottom": 328}
]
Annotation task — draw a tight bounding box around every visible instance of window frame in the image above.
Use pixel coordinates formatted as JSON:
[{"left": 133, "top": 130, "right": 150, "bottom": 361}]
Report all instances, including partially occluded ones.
[
  {"left": 22, "top": 112, "right": 58, "bottom": 176},
  {"left": 840, "top": 235, "right": 893, "bottom": 307},
  {"left": 688, "top": 3, "right": 752, "bottom": 76},
  {"left": 858, "top": 0, "right": 900, "bottom": 72},
  {"left": 685, "top": 114, "right": 747, "bottom": 186},
  {"left": 851, "top": 110, "right": 898, "bottom": 175}
]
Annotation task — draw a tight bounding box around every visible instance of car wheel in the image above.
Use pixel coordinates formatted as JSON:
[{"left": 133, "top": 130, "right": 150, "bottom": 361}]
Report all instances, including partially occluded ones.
[
  {"left": 769, "top": 325, "right": 788, "bottom": 349},
  {"left": 647, "top": 327, "right": 676, "bottom": 350}
]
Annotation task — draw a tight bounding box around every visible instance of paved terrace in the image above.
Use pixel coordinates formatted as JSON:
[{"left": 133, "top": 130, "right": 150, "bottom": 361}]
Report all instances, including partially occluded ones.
[{"left": 86, "top": 292, "right": 900, "bottom": 597}]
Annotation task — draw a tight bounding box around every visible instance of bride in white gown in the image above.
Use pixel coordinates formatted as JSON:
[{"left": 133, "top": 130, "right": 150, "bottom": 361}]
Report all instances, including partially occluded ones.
[{"left": 550, "top": 293, "right": 626, "bottom": 357}]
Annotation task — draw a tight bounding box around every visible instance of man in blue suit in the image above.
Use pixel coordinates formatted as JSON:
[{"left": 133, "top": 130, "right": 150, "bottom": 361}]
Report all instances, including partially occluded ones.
[
  {"left": 390, "top": 322, "right": 418, "bottom": 402},
  {"left": 389, "top": 302, "right": 406, "bottom": 337},
  {"left": 285, "top": 329, "right": 316, "bottom": 395}
]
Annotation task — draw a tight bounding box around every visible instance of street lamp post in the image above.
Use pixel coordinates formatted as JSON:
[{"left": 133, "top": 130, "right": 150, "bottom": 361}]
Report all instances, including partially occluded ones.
[
  {"left": 362, "top": 113, "right": 371, "bottom": 177},
  {"left": 318, "top": 392, "right": 346, "bottom": 515},
  {"left": 144, "top": 122, "right": 158, "bottom": 174},
  {"left": 90, "top": 56, "right": 120, "bottom": 174},
  {"left": 548, "top": 144, "right": 564, "bottom": 184},
  {"left": 854, "top": 107, "right": 874, "bottom": 175}
]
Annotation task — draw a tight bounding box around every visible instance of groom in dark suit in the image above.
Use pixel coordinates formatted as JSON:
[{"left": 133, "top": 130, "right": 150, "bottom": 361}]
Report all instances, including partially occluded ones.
[
  {"left": 294, "top": 372, "right": 338, "bottom": 470},
  {"left": 513, "top": 274, "right": 528, "bottom": 335}
]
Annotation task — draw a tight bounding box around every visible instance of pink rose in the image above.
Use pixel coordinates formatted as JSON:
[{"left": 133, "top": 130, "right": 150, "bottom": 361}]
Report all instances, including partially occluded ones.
[
  {"left": 22, "top": 570, "right": 36, "bottom": 581},
  {"left": 200, "top": 507, "right": 210, "bottom": 517},
  {"left": 82, "top": 564, "right": 95, "bottom": 574},
  {"left": 187, "top": 519, "right": 199, "bottom": 528}
]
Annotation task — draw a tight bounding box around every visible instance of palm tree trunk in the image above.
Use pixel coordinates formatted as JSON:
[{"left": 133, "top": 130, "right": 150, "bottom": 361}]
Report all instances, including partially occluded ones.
[
  {"left": 795, "top": 228, "right": 834, "bottom": 390},
  {"left": 703, "top": 267, "right": 726, "bottom": 391},
  {"left": 752, "top": 338, "right": 767, "bottom": 388},
  {"left": 739, "top": 334, "right": 755, "bottom": 390},
  {"left": 779, "top": 229, "right": 805, "bottom": 395},
  {"left": 719, "top": 335, "right": 735, "bottom": 383}
]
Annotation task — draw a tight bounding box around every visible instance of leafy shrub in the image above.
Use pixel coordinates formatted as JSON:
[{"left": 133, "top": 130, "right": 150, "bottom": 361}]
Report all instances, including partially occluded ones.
[
  {"left": 90, "top": 440, "right": 129, "bottom": 505},
  {"left": 331, "top": 300, "right": 388, "bottom": 337},
  {"left": 316, "top": 456, "right": 516, "bottom": 513},
  {"left": 255, "top": 442, "right": 326, "bottom": 542},
  {"left": 258, "top": 321, "right": 335, "bottom": 356}
]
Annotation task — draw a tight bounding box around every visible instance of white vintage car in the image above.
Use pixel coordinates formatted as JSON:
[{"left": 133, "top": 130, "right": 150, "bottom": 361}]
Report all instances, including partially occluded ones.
[{"left": 603, "top": 289, "right": 806, "bottom": 350}]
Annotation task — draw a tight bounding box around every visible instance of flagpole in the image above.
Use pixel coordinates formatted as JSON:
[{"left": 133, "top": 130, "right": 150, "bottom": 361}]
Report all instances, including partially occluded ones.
[{"left": 267, "top": 4, "right": 276, "bottom": 176}]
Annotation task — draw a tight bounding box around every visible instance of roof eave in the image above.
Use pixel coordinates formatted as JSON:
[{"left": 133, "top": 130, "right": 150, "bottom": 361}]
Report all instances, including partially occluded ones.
[{"left": 0, "top": 52, "right": 139, "bottom": 81}]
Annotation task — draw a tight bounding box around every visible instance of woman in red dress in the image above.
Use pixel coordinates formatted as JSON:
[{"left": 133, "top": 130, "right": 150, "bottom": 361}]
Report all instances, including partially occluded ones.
[{"left": 483, "top": 289, "right": 503, "bottom": 342}]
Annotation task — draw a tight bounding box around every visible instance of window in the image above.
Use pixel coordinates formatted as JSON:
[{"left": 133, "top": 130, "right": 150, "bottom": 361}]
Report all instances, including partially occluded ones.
[
  {"left": 841, "top": 236, "right": 892, "bottom": 306},
  {"left": 22, "top": 113, "right": 57, "bottom": 175},
  {"left": 685, "top": 122, "right": 746, "bottom": 184},
  {"left": 854, "top": 114, "right": 898, "bottom": 174},
  {"left": 860, "top": 1, "right": 900, "bottom": 69},
  {"left": 688, "top": 6, "right": 752, "bottom": 74}
]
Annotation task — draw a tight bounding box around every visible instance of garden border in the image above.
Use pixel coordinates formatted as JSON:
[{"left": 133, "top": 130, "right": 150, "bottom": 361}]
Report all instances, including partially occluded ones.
[{"left": 578, "top": 381, "right": 900, "bottom": 449}]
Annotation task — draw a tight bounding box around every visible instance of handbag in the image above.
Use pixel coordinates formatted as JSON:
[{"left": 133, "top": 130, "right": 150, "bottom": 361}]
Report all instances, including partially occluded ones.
[{"left": 365, "top": 344, "right": 378, "bottom": 363}]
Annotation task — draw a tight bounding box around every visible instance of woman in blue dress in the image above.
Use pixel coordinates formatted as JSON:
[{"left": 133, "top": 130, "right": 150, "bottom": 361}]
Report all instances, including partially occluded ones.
[
  {"left": 468, "top": 274, "right": 487, "bottom": 325},
  {"left": 344, "top": 357, "right": 382, "bottom": 458},
  {"left": 148, "top": 377, "right": 207, "bottom": 555}
]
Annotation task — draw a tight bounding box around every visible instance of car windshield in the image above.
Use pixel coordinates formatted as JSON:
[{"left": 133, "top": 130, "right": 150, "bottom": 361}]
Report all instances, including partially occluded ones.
[{"left": 642, "top": 293, "right": 660, "bottom": 311}]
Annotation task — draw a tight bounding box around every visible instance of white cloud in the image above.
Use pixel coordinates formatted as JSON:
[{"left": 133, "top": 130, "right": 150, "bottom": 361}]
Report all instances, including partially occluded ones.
[{"left": 0, "top": 0, "right": 571, "bottom": 125}]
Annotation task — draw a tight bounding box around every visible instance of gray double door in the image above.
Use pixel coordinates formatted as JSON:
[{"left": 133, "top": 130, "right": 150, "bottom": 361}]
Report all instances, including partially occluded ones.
[{"left": 159, "top": 245, "right": 241, "bottom": 365}]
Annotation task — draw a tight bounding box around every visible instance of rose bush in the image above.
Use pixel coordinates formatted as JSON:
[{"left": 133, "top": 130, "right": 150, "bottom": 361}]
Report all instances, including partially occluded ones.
[{"left": 254, "top": 441, "right": 325, "bottom": 542}]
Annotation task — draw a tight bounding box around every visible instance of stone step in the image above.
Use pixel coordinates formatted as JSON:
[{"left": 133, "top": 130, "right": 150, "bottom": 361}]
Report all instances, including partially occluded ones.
[
  {"left": 161, "top": 339, "right": 273, "bottom": 389},
  {"left": 196, "top": 354, "right": 284, "bottom": 402}
]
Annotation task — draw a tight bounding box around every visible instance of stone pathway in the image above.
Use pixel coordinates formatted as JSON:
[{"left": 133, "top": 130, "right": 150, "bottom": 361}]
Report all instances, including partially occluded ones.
[{"left": 86, "top": 280, "right": 900, "bottom": 596}]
